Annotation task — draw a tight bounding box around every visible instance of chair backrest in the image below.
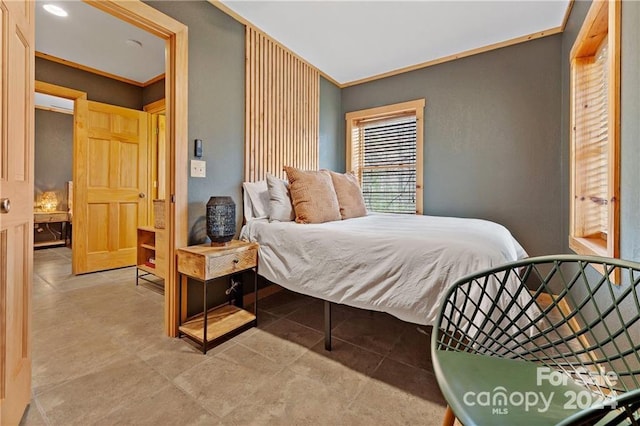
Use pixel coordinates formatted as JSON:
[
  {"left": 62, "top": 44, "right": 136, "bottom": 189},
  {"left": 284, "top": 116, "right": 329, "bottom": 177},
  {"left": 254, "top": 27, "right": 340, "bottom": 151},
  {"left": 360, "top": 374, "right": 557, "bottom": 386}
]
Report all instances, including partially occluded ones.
[{"left": 434, "top": 254, "right": 640, "bottom": 399}]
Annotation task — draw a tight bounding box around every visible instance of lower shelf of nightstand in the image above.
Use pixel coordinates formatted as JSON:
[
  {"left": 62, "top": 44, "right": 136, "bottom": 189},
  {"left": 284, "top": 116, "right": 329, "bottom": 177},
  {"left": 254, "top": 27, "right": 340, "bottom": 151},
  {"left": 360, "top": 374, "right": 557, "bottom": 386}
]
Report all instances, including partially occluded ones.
[
  {"left": 34, "top": 240, "right": 67, "bottom": 249},
  {"left": 179, "top": 304, "right": 256, "bottom": 344}
]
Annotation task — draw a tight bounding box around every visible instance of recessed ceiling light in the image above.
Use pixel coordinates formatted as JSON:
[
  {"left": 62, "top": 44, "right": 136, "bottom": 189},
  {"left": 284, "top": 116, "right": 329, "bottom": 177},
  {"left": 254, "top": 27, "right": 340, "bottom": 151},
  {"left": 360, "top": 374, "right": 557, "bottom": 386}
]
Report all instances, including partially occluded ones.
[
  {"left": 43, "top": 4, "right": 68, "bottom": 17},
  {"left": 125, "top": 39, "right": 143, "bottom": 49}
]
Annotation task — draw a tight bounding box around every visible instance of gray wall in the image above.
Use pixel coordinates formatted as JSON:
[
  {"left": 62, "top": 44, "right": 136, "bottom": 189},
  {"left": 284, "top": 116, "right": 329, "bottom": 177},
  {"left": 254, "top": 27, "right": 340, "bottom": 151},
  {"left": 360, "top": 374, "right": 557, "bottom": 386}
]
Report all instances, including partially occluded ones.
[
  {"left": 36, "top": 57, "right": 166, "bottom": 109},
  {"left": 36, "top": 57, "right": 144, "bottom": 110},
  {"left": 620, "top": 1, "right": 640, "bottom": 261},
  {"left": 35, "top": 109, "right": 73, "bottom": 210},
  {"left": 319, "top": 77, "right": 344, "bottom": 172},
  {"left": 560, "top": 0, "right": 591, "bottom": 254},
  {"left": 142, "top": 78, "right": 166, "bottom": 106},
  {"left": 342, "top": 36, "right": 563, "bottom": 256},
  {"left": 145, "top": 1, "right": 246, "bottom": 246}
]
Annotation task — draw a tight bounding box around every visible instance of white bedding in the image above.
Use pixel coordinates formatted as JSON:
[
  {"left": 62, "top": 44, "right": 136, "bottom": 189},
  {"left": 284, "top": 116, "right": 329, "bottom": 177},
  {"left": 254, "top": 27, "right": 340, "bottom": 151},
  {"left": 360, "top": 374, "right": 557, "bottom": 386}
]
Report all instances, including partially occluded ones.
[{"left": 240, "top": 213, "right": 528, "bottom": 326}]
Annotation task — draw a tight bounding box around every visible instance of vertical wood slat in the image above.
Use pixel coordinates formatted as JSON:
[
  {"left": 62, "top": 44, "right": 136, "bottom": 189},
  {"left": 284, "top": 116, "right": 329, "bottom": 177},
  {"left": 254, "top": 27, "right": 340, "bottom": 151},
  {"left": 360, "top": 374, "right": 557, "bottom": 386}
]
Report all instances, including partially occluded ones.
[
  {"left": 266, "top": 37, "right": 271, "bottom": 179},
  {"left": 302, "top": 61, "right": 306, "bottom": 171},
  {"left": 250, "top": 28, "right": 255, "bottom": 182},
  {"left": 258, "top": 33, "right": 265, "bottom": 181},
  {"left": 244, "top": 26, "right": 251, "bottom": 182},
  {"left": 270, "top": 42, "right": 276, "bottom": 178},
  {"left": 285, "top": 51, "right": 291, "bottom": 179},
  {"left": 244, "top": 27, "right": 319, "bottom": 182},
  {"left": 277, "top": 46, "right": 283, "bottom": 178},
  {"left": 271, "top": 44, "right": 276, "bottom": 178},
  {"left": 308, "top": 64, "right": 312, "bottom": 171},
  {"left": 286, "top": 51, "right": 290, "bottom": 177},
  {"left": 293, "top": 53, "right": 297, "bottom": 176}
]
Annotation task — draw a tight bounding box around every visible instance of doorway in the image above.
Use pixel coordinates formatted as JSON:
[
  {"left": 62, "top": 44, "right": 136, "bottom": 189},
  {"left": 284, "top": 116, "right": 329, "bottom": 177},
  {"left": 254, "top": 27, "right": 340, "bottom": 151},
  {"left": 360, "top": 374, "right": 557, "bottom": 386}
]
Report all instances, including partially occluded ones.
[
  {"left": 1, "top": 0, "right": 188, "bottom": 422},
  {"left": 34, "top": 0, "right": 188, "bottom": 336},
  {"left": 33, "top": 84, "right": 156, "bottom": 274},
  {"left": 33, "top": 86, "right": 79, "bottom": 249}
]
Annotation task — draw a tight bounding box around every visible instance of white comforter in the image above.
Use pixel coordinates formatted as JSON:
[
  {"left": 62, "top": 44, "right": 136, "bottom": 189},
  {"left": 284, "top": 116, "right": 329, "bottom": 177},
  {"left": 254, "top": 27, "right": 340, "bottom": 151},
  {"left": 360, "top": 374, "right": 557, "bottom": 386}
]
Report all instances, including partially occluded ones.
[{"left": 240, "top": 213, "right": 528, "bottom": 325}]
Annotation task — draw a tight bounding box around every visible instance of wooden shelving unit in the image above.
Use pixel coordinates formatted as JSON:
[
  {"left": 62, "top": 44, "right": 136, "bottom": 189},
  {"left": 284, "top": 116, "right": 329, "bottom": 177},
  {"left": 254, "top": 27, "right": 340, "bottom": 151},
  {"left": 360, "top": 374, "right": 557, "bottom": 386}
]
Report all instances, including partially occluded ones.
[{"left": 137, "top": 226, "right": 166, "bottom": 286}]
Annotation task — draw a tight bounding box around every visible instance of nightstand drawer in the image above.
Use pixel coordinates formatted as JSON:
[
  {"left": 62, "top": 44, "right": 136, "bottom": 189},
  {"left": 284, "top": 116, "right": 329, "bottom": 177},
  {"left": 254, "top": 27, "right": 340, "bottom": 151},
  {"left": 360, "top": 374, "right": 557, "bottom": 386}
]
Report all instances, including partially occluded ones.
[
  {"left": 206, "top": 248, "right": 257, "bottom": 278},
  {"left": 34, "top": 212, "right": 68, "bottom": 223},
  {"left": 177, "top": 241, "right": 259, "bottom": 281}
]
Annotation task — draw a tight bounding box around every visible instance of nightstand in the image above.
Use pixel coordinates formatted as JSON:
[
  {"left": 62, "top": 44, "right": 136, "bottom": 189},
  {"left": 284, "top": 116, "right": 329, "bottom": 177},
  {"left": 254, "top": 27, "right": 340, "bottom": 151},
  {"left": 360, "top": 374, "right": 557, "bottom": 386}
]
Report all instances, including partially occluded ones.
[
  {"left": 177, "top": 240, "right": 258, "bottom": 354},
  {"left": 34, "top": 211, "right": 70, "bottom": 248}
]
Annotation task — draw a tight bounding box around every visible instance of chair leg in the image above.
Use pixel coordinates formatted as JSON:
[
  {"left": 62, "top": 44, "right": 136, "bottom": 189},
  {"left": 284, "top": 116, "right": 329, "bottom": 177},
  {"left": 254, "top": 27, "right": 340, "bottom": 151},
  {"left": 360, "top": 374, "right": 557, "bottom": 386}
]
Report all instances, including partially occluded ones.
[{"left": 442, "top": 406, "right": 456, "bottom": 426}]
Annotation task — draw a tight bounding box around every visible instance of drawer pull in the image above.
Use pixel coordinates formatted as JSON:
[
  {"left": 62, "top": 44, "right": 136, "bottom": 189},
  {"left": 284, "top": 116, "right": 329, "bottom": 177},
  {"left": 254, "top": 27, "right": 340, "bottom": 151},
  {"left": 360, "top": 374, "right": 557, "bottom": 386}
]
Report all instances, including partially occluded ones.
[{"left": 233, "top": 258, "right": 239, "bottom": 264}]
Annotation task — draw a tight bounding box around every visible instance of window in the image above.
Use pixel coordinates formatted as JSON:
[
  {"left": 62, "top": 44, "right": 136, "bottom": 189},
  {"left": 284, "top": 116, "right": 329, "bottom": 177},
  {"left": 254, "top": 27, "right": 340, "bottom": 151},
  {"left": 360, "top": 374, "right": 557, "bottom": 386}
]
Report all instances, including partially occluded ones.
[
  {"left": 569, "top": 0, "right": 620, "bottom": 258},
  {"left": 346, "top": 99, "right": 425, "bottom": 214}
]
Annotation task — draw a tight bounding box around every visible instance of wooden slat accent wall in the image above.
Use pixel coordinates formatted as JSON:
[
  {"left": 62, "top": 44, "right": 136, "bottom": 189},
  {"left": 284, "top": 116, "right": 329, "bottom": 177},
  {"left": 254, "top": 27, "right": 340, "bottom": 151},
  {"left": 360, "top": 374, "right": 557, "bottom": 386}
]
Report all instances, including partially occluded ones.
[{"left": 245, "top": 27, "right": 319, "bottom": 182}]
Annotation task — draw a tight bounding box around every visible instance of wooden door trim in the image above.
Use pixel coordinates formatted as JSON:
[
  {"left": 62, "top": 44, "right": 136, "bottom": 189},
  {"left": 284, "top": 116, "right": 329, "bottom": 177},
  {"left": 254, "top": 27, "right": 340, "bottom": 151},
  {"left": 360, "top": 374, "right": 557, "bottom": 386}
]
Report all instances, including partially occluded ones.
[
  {"left": 34, "top": 81, "right": 87, "bottom": 100},
  {"left": 143, "top": 99, "right": 167, "bottom": 209},
  {"left": 143, "top": 98, "right": 166, "bottom": 114},
  {"left": 80, "top": 1, "right": 188, "bottom": 337}
]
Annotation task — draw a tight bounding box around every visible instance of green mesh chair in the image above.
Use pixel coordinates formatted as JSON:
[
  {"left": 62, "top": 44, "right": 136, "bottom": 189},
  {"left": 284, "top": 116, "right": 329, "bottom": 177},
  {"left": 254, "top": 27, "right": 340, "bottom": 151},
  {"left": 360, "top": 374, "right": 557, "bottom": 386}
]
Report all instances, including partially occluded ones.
[{"left": 432, "top": 255, "right": 640, "bottom": 426}]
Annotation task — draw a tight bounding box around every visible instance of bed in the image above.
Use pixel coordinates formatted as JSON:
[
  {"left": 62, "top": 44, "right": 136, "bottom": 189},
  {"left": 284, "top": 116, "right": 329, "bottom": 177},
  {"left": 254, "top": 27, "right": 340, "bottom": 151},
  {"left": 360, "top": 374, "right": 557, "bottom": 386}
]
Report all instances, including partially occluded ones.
[{"left": 240, "top": 180, "right": 531, "bottom": 349}]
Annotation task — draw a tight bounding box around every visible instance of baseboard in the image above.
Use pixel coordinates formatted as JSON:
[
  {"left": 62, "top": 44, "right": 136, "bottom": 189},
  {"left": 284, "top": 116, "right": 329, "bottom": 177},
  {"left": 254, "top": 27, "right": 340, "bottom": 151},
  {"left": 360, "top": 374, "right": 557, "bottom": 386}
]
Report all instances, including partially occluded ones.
[{"left": 243, "top": 283, "right": 282, "bottom": 306}]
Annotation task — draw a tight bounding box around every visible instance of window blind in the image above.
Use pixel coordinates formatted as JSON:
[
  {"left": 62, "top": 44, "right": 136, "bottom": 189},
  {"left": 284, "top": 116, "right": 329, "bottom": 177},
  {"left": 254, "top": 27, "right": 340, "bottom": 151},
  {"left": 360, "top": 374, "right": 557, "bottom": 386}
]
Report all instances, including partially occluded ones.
[
  {"left": 352, "top": 115, "right": 417, "bottom": 214},
  {"left": 574, "top": 40, "right": 608, "bottom": 238}
]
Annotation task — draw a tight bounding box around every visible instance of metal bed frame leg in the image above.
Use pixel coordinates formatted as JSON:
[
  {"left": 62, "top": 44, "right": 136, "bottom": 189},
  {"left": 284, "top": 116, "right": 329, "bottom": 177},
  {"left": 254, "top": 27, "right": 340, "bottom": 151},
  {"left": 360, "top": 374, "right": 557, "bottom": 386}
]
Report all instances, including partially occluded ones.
[
  {"left": 324, "top": 300, "right": 332, "bottom": 351},
  {"left": 253, "top": 267, "right": 258, "bottom": 325}
]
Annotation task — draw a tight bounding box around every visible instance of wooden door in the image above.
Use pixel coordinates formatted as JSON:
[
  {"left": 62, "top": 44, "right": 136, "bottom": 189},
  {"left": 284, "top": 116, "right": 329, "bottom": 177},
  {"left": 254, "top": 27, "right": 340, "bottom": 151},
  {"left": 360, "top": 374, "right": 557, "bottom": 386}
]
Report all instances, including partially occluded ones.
[
  {"left": 73, "top": 100, "right": 149, "bottom": 274},
  {"left": 0, "top": 0, "right": 34, "bottom": 423}
]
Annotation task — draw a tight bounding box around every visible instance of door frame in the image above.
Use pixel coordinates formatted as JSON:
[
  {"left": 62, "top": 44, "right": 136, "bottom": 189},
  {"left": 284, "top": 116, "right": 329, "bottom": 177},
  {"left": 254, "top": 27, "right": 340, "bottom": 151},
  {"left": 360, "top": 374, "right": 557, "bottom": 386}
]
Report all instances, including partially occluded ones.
[
  {"left": 86, "top": 0, "right": 188, "bottom": 337},
  {"left": 35, "top": 1, "right": 188, "bottom": 337},
  {"left": 144, "top": 99, "right": 167, "bottom": 225}
]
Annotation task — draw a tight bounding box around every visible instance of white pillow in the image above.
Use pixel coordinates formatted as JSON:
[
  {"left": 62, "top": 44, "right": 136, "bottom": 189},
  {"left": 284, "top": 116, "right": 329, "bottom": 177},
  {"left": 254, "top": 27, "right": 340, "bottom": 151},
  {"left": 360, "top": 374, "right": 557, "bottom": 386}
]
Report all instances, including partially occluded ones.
[
  {"left": 242, "top": 180, "right": 269, "bottom": 220},
  {"left": 266, "top": 173, "right": 295, "bottom": 222},
  {"left": 242, "top": 186, "right": 255, "bottom": 221}
]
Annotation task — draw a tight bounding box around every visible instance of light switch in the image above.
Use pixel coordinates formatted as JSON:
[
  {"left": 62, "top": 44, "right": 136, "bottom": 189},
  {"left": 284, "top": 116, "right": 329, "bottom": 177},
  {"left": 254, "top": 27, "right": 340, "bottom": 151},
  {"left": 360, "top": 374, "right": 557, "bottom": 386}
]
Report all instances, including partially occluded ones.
[{"left": 190, "top": 160, "right": 206, "bottom": 178}]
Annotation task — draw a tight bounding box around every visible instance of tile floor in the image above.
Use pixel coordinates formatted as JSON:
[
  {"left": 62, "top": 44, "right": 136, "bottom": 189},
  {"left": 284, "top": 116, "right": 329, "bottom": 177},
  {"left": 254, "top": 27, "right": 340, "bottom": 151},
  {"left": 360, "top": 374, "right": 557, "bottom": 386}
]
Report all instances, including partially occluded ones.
[{"left": 20, "top": 247, "right": 447, "bottom": 425}]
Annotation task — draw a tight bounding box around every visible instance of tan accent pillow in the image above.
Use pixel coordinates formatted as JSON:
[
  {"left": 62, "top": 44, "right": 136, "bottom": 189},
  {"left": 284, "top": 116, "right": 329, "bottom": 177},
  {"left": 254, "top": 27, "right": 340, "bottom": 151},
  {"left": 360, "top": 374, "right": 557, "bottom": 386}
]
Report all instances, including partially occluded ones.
[
  {"left": 328, "top": 171, "right": 368, "bottom": 220},
  {"left": 283, "top": 166, "right": 341, "bottom": 224}
]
